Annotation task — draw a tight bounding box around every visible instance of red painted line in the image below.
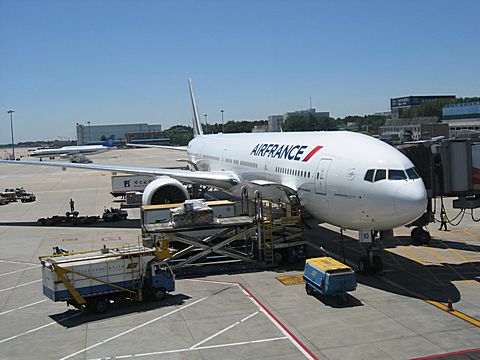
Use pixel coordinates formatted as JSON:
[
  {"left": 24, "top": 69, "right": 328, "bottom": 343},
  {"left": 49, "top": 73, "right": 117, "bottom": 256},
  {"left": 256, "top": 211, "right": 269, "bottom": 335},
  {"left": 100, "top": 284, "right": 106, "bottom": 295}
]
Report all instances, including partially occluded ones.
[
  {"left": 411, "top": 347, "right": 480, "bottom": 359},
  {"left": 302, "top": 146, "right": 323, "bottom": 162},
  {"left": 239, "top": 284, "right": 318, "bottom": 360},
  {"left": 187, "top": 278, "right": 318, "bottom": 360}
]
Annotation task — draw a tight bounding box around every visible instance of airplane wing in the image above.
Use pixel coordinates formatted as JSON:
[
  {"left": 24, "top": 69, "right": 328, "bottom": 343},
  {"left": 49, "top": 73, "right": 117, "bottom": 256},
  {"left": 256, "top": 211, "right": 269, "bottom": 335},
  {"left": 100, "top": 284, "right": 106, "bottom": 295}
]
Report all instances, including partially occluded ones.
[
  {"left": 249, "top": 180, "right": 296, "bottom": 194},
  {"left": 0, "top": 160, "right": 239, "bottom": 188},
  {"left": 126, "top": 143, "right": 188, "bottom": 151}
]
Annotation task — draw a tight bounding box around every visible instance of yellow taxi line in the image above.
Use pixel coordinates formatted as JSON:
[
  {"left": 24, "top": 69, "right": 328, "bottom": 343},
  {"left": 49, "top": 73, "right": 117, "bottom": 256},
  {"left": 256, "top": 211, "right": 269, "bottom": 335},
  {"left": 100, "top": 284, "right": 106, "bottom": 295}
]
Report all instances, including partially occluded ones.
[{"left": 425, "top": 300, "right": 480, "bottom": 327}]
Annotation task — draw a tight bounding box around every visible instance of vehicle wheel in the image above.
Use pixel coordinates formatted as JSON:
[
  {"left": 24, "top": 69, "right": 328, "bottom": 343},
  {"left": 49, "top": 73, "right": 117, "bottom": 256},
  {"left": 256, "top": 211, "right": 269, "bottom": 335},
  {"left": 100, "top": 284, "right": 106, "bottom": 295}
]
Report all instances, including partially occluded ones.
[
  {"left": 92, "top": 299, "right": 108, "bottom": 314},
  {"left": 273, "top": 252, "right": 283, "bottom": 265},
  {"left": 152, "top": 288, "right": 166, "bottom": 301},
  {"left": 305, "top": 283, "right": 314, "bottom": 295},
  {"left": 372, "top": 255, "right": 383, "bottom": 274},
  {"left": 417, "top": 229, "right": 431, "bottom": 245},
  {"left": 358, "top": 257, "right": 370, "bottom": 274}
]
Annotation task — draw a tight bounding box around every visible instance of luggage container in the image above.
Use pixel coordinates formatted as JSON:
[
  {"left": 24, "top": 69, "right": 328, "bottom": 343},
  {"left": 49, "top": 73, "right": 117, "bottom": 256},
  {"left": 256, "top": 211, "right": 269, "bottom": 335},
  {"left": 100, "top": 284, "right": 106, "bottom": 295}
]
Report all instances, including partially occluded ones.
[{"left": 303, "top": 257, "right": 356, "bottom": 304}]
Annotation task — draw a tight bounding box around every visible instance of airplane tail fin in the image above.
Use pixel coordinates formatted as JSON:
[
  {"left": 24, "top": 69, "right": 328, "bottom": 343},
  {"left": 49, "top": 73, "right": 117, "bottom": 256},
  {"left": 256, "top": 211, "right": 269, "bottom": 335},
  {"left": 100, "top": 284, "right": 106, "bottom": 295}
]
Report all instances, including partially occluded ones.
[
  {"left": 102, "top": 135, "right": 116, "bottom": 147},
  {"left": 188, "top": 78, "right": 204, "bottom": 137}
]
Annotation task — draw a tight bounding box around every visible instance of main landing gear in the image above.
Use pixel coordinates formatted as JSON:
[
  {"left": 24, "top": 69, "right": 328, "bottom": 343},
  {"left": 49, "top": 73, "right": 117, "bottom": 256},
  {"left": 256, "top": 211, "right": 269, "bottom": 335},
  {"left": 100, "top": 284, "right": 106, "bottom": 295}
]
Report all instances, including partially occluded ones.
[
  {"left": 357, "top": 231, "right": 383, "bottom": 275},
  {"left": 410, "top": 227, "right": 431, "bottom": 245}
]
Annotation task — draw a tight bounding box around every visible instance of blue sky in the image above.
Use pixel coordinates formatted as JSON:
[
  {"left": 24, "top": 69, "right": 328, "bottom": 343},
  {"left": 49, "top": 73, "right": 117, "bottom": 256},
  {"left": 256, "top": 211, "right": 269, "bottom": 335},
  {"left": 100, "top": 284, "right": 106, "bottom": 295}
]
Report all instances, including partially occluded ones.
[{"left": 1, "top": 0, "right": 479, "bottom": 143}]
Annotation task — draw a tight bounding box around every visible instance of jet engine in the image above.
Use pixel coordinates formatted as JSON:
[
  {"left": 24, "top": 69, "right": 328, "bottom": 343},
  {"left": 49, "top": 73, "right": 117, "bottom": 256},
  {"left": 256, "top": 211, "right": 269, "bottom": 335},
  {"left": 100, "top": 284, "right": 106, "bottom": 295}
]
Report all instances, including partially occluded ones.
[{"left": 142, "top": 177, "right": 190, "bottom": 205}]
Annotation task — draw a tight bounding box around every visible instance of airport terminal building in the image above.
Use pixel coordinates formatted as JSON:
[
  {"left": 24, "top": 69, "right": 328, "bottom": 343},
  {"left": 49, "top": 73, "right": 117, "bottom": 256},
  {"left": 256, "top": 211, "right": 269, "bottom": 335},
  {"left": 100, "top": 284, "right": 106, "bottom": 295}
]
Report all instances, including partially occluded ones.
[
  {"left": 76, "top": 123, "right": 162, "bottom": 145},
  {"left": 442, "top": 102, "right": 480, "bottom": 137}
]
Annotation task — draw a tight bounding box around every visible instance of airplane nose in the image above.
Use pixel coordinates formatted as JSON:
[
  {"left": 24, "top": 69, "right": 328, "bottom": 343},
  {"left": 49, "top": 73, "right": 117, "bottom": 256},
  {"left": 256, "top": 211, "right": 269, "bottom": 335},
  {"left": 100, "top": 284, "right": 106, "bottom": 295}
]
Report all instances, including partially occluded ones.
[{"left": 394, "top": 182, "right": 427, "bottom": 222}]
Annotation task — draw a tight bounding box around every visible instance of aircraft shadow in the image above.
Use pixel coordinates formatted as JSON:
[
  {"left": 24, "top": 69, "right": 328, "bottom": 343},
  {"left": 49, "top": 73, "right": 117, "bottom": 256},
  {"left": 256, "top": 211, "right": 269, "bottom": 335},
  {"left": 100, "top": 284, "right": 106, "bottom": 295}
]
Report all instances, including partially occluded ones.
[
  {"left": 50, "top": 293, "right": 191, "bottom": 328},
  {"left": 0, "top": 219, "right": 141, "bottom": 229},
  {"left": 304, "top": 223, "right": 479, "bottom": 304}
]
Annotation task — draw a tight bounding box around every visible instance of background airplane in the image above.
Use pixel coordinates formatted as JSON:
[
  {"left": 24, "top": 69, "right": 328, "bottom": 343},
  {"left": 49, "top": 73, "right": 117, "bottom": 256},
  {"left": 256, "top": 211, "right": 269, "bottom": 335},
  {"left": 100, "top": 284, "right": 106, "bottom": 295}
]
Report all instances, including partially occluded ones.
[{"left": 29, "top": 135, "right": 116, "bottom": 160}]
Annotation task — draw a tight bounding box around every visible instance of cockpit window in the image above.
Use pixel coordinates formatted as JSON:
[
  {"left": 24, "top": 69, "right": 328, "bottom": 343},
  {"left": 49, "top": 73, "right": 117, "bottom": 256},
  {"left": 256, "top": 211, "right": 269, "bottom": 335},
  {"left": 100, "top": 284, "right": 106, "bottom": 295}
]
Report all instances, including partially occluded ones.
[
  {"left": 406, "top": 167, "right": 420, "bottom": 179},
  {"left": 374, "top": 169, "right": 386, "bottom": 182},
  {"left": 364, "top": 169, "right": 375, "bottom": 182},
  {"left": 388, "top": 169, "right": 407, "bottom": 180}
]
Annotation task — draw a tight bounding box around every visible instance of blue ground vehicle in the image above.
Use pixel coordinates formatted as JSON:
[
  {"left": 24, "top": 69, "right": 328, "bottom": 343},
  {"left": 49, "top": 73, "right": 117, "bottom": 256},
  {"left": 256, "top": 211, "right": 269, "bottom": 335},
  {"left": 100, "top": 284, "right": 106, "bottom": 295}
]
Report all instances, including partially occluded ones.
[{"left": 303, "top": 257, "right": 357, "bottom": 304}]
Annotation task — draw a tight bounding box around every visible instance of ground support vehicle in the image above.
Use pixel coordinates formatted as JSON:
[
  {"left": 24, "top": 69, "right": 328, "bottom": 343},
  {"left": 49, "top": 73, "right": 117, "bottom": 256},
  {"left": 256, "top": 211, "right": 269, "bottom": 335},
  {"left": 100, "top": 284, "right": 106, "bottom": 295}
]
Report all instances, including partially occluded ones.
[
  {"left": 40, "top": 246, "right": 175, "bottom": 313},
  {"left": 20, "top": 192, "right": 36, "bottom": 202},
  {"left": 111, "top": 174, "right": 155, "bottom": 197},
  {"left": 0, "top": 191, "right": 17, "bottom": 202},
  {"left": 38, "top": 212, "right": 99, "bottom": 226},
  {"left": 0, "top": 196, "right": 7, "bottom": 205},
  {"left": 102, "top": 207, "right": 128, "bottom": 221},
  {"left": 303, "top": 257, "right": 357, "bottom": 304}
]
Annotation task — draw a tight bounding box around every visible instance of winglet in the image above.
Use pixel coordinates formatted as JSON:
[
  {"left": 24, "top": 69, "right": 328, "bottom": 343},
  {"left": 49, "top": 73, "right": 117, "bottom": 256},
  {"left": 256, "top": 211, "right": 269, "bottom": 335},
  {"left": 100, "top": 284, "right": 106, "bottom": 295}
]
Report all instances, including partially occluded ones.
[{"left": 188, "top": 78, "right": 203, "bottom": 137}]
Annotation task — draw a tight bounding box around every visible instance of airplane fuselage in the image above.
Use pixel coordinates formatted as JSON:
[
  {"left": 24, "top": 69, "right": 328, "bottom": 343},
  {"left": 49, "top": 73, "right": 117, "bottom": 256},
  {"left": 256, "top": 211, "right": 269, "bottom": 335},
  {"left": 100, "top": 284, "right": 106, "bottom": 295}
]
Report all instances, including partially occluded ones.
[
  {"left": 187, "top": 131, "right": 427, "bottom": 231},
  {"left": 30, "top": 145, "right": 112, "bottom": 158}
]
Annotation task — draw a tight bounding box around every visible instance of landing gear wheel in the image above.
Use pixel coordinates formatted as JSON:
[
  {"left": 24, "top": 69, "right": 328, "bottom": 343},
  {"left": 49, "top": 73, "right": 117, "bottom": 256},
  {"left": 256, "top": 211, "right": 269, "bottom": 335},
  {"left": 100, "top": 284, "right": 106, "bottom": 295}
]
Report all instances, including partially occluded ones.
[
  {"left": 305, "top": 283, "right": 314, "bottom": 296},
  {"left": 152, "top": 288, "right": 167, "bottom": 301},
  {"left": 417, "top": 229, "right": 431, "bottom": 245},
  {"left": 92, "top": 299, "right": 108, "bottom": 314},
  {"left": 411, "top": 227, "right": 430, "bottom": 245},
  {"left": 371, "top": 255, "right": 383, "bottom": 274},
  {"left": 411, "top": 227, "right": 421, "bottom": 244},
  {"left": 358, "top": 256, "right": 370, "bottom": 274}
]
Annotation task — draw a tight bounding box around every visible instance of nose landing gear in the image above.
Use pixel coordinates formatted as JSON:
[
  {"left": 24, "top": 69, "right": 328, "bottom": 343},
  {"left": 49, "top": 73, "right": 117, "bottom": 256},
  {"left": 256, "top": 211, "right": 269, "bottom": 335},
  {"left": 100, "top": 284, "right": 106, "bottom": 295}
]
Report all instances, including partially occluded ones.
[
  {"left": 411, "top": 227, "right": 431, "bottom": 245},
  {"left": 357, "top": 231, "right": 383, "bottom": 274}
]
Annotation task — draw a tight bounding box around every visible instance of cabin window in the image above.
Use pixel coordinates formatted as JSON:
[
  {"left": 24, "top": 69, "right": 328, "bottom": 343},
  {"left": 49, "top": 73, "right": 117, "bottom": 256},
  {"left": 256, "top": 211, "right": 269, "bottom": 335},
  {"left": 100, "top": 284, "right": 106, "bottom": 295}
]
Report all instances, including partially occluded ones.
[
  {"left": 374, "top": 169, "right": 386, "bottom": 182},
  {"left": 364, "top": 169, "right": 375, "bottom": 182},
  {"left": 388, "top": 169, "right": 407, "bottom": 180},
  {"left": 406, "top": 167, "right": 420, "bottom": 179}
]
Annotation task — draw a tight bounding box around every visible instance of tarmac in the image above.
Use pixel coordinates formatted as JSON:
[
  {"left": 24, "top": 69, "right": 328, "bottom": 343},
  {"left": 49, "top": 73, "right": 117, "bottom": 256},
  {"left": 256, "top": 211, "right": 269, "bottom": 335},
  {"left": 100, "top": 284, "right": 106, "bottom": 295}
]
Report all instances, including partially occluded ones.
[{"left": 0, "top": 147, "right": 478, "bottom": 360}]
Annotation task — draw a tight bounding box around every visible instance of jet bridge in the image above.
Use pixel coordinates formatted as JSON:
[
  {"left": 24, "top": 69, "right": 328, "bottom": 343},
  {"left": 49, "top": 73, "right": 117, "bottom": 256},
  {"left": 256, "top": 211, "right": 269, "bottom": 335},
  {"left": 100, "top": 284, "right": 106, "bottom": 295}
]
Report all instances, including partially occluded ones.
[{"left": 398, "top": 139, "right": 480, "bottom": 243}]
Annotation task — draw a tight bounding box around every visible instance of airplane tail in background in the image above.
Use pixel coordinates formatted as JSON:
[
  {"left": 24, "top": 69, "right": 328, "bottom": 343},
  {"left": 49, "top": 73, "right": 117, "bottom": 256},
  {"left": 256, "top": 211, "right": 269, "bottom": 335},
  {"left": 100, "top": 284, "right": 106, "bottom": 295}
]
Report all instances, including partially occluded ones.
[
  {"left": 188, "top": 78, "right": 204, "bottom": 137},
  {"left": 102, "top": 135, "right": 116, "bottom": 147}
]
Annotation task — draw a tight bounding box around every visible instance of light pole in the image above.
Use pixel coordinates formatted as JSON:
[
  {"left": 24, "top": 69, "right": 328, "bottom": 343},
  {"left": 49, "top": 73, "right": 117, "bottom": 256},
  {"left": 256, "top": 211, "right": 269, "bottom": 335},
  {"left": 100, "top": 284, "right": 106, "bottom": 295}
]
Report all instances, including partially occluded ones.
[
  {"left": 204, "top": 114, "right": 208, "bottom": 134},
  {"left": 87, "top": 121, "right": 91, "bottom": 144},
  {"left": 220, "top": 110, "right": 224, "bottom": 133},
  {"left": 7, "top": 110, "right": 15, "bottom": 159}
]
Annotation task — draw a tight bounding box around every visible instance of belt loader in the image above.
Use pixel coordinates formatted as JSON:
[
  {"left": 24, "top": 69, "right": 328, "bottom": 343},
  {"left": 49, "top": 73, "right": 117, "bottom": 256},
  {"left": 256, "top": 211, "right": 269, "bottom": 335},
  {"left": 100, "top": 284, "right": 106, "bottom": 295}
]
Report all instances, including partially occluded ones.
[{"left": 40, "top": 246, "right": 175, "bottom": 313}]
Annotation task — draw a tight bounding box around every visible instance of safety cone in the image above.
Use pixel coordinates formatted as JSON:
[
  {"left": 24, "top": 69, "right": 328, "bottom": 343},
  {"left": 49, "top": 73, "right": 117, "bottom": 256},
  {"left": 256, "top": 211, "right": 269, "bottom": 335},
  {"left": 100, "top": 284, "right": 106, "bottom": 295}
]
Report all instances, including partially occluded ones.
[{"left": 447, "top": 298, "right": 454, "bottom": 311}]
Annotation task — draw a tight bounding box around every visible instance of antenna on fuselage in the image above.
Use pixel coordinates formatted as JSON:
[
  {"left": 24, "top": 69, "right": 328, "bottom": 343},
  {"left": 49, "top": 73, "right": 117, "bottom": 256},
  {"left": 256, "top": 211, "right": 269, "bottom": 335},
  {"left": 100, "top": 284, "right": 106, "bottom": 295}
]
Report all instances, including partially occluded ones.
[{"left": 188, "top": 78, "right": 204, "bottom": 137}]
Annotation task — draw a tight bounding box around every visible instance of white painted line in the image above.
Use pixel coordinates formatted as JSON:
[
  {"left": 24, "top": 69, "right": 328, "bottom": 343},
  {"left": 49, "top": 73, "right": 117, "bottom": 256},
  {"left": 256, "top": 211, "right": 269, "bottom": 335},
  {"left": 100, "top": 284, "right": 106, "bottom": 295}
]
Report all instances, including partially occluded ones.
[
  {"left": 0, "top": 265, "right": 40, "bottom": 277},
  {"left": 191, "top": 311, "right": 259, "bottom": 349},
  {"left": 88, "top": 336, "right": 288, "bottom": 359},
  {"left": 187, "top": 278, "right": 317, "bottom": 360},
  {"left": 238, "top": 285, "right": 316, "bottom": 360},
  {"left": 0, "top": 312, "right": 81, "bottom": 344},
  {"left": 0, "top": 259, "right": 37, "bottom": 265},
  {"left": 59, "top": 297, "right": 208, "bottom": 360},
  {"left": 0, "top": 279, "right": 42, "bottom": 292},
  {"left": 0, "top": 299, "right": 47, "bottom": 316}
]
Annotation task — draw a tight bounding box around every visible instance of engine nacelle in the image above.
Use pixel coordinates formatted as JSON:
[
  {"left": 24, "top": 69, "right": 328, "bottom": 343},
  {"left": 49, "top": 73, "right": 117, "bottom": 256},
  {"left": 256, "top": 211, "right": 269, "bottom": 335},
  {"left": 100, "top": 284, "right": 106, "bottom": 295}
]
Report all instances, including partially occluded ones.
[{"left": 142, "top": 176, "right": 190, "bottom": 205}]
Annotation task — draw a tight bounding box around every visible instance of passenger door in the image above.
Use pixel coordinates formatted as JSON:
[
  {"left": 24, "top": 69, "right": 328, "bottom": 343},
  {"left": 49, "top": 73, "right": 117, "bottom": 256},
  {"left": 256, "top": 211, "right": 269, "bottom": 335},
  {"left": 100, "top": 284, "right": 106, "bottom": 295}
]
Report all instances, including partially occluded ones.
[{"left": 314, "top": 159, "right": 332, "bottom": 195}]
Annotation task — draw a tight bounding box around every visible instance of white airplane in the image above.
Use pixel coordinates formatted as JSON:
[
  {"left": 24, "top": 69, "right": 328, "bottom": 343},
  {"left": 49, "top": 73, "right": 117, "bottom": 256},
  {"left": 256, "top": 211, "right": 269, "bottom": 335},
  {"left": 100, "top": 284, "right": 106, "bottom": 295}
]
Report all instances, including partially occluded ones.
[
  {"left": 0, "top": 80, "right": 428, "bottom": 273},
  {"left": 30, "top": 135, "right": 116, "bottom": 160}
]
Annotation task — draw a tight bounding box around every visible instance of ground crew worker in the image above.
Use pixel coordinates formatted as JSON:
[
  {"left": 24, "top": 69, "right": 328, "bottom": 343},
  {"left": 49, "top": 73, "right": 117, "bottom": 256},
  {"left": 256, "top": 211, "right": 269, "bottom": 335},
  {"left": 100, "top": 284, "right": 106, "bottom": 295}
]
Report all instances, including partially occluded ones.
[
  {"left": 439, "top": 211, "right": 448, "bottom": 231},
  {"left": 69, "top": 198, "right": 75, "bottom": 212}
]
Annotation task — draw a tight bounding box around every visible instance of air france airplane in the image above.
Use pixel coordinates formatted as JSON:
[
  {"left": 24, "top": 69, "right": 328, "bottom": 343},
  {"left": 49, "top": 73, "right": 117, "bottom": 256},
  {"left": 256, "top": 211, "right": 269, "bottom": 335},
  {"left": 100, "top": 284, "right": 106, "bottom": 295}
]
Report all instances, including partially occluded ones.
[
  {"left": 30, "top": 135, "right": 116, "bottom": 160},
  {"left": 0, "top": 80, "right": 428, "bottom": 273}
]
